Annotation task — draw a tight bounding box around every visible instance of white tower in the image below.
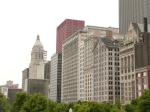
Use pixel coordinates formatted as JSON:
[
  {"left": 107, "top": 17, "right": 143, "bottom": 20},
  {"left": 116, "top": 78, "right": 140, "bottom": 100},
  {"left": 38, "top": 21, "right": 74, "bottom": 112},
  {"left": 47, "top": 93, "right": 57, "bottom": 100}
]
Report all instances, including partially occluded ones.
[{"left": 29, "top": 35, "right": 45, "bottom": 79}]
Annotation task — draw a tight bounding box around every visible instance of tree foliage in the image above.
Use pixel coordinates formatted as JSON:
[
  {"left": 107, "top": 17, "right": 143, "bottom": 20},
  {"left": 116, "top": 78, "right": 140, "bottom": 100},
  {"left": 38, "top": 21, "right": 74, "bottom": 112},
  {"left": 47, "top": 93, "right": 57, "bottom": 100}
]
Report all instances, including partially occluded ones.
[
  {"left": 137, "top": 90, "right": 150, "bottom": 112},
  {"left": 0, "top": 92, "right": 10, "bottom": 112},
  {"left": 11, "top": 92, "right": 29, "bottom": 112},
  {"left": 73, "top": 101, "right": 114, "bottom": 112},
  {"left": 21, "top": 94, "right": 48, "bottom": 112},
  {"left": 125, "top": 90, "right": 150, "bottom": 112},
  {"left": 4, "top": 90, "right": 150, "bottom": 112},
  {"left": 53, "top": 103, "right": 68, "bottom": 112}
]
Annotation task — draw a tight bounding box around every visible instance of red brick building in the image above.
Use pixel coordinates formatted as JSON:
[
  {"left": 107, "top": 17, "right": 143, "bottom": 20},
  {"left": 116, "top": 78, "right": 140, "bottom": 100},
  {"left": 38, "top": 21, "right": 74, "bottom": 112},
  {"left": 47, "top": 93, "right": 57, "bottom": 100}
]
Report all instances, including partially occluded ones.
[{"left": 56, "top": 19, "right": 85, "bottom": 53}]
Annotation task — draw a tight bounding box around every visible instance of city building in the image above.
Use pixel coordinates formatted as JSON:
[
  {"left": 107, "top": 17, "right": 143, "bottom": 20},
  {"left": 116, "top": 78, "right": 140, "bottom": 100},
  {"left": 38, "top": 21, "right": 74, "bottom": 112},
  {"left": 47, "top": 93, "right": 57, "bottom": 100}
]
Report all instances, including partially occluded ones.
[
  {"left": 92, "top": 37, "right": 120, "bottom": 104},
  {"left": 29, "top": 35, "right": 46, "bottom": 79},
  {"left": 7, "top": 88, "right": 22, "bottom": 103},
  {"left": 61, "top": 30, "right": 86, "bottom": 103},
  {"left": 83, "top": 26, "right": 119, "bottom": 102},
  {"left": 119, "top": 22, "right": 144, "bottom": 104},
  {"left": 61, "top": 25, "right": 119, "bottom": 103},
  {"left": 0, "top": 81, "right": 20, "bottom": 99},
  {"left": 23, "top": 35, "right": 49, "bottom": 96},
  {"left": 25, "top": 79, "right": 49, "bottom": 96},
  {"left": 135, "top": 19, "right": 150, "bottom": 97},
  {"left": 56, "top": 19, "right": 85, "bottom": 53},
  {"left": 55, "top": 19, "right": 85, "bottom": 102},
  {"left": 44, "top": 61, "right": 51, "bottom": 97},
  {"left": 49, "top": 53, "right": 62, "bottom": 102},
  {"left": 22, "top": 68, "right": 29, "bottom": 90},
  {"left": 119, "top": 0, "right": 150, "bottom": 34},
  {"left": 44, "top": 61, "right": 51, "bottom": 80}
]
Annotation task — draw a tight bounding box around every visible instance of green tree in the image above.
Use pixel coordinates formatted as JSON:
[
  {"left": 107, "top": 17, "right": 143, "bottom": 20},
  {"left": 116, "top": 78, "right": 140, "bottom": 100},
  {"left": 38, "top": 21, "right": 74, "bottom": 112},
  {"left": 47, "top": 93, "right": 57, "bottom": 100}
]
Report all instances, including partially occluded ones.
[
  {"left": 47, "top": 100, "right": 57, "bottom": 112},
  {"left": 54, "top": 103, "right": 68, "bottom": 112},
  {"left": 21, "top": 94, "right": 48, "bottom": 112},
  {"left": 73, "top": 101, "right": 112, "bottom": 112},
  {"left": 73, "top": 102, "right": 90, "bottom": 112},
  {"left": 88, "top": 102, "right": 106, "bottom": 112},
  {"left": 11, "top": 92, "right": 29, "bottom": 112},
  {"left": 0, "top": 92, "right": 10, "bottom": 112},
  {"left": 137, "top": 90, "right": 150, "bottom": 112},
  {"left": 124, "top": 104, "right": 135, "bottom": 112}
]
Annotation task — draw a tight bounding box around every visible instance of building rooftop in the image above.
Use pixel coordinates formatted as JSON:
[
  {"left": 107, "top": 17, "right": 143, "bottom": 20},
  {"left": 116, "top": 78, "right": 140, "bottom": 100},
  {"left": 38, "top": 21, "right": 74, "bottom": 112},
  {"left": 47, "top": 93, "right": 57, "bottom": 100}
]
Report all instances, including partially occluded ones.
[{"left": 100, "top": 37, "right": 119, "bottom": 48}]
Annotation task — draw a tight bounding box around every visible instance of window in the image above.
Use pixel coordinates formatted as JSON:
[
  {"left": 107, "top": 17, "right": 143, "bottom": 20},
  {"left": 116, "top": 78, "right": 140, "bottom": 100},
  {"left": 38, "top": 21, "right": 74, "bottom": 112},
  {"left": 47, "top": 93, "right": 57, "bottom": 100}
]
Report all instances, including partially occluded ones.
[
  {"left": 109, "top": 62, "right": 113, "bottom": 65},
  {"left": 109, "top": 67, "right": 112, "bottom": 70},
  {"left": 109, "top": 52, "right": 112, "bottom": 56},
  {"left": 109, "top": 48, "right": 112, "bottom": 51}
]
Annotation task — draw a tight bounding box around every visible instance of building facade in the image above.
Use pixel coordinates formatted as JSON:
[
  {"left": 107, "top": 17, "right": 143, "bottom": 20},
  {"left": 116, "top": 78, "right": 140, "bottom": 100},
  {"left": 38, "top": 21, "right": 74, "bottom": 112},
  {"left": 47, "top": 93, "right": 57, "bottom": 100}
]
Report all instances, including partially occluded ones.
[
  {"left": 119, "top": 23, "right": 142, "bottom": 104},
  {"left": 61, "top": 26, "right": 120, "bottom": 103},
  {"left": 23, "top": 35, "right": 49, "bottom": 96},
  {"left": 56, "top": 19, "right": 85, "bottom": 53},
  {"left": 84, "top": 35, "right": 120, "bottom": 103},
  {"left": 22, "top": 68, "right": 29, "bottom": 90},
  {"left": 7, "top": 89, "right": 22, "bottom": 103},
  {"left": 29, "top": 35, "right": 46, "bottom": 79},
  {"left": 83, "top": 26, "right": 120, "bottom": 102},
  {"left": 49, "top": 53, "right": 62, "bottom": 102},
  {"left": 44, "top": 61, "right": 51, "bottom": 80},
  {"left": 119, "top": 0, "right": 150, "bottom": 34},
  {"left": 61, "top": 30, "right": 86, "bottom": 103},
  {"left": 135, "top": 23, "right": 150, "bottom": 97},
  {"left": 0, "top": 81, "right": 19, "bottom": 98}
]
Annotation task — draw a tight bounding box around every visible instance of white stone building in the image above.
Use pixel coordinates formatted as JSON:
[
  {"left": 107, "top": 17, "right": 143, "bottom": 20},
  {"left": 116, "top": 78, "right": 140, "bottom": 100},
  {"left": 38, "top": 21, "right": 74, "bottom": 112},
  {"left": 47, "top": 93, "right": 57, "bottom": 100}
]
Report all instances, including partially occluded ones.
[
  {"left": 61, "top": 30, "right": 86, "bottom": 103},
  {"left": 93, "top": 37, "right": 120, "bottom": 103},
  {"left": 119, "top": 23, "right": 150, "bottom": 104},
  {"left": 61, "top": 26, "right": 120, "bottom": 103},
  {"left": 23, "top": 35, "right": 49, "bottom": 96},
  {"left": 29, "top": 35, "right": 46, "bottom": 79}
]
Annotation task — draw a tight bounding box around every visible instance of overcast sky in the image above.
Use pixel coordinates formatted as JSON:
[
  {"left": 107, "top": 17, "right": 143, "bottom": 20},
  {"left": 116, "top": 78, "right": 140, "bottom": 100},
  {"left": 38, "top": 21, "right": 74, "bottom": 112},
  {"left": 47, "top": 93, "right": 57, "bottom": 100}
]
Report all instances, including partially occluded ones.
[{"left": 0, "top": 0, "right": 118, "bottom": 87}]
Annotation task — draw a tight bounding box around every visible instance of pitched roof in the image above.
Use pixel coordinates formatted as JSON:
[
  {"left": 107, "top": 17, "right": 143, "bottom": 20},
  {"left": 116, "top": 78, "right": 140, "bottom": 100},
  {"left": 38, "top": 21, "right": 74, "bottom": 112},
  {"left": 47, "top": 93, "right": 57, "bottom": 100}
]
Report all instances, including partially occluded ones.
[{"left": 100, "top": 37, "right": 119, "bottom": 48}]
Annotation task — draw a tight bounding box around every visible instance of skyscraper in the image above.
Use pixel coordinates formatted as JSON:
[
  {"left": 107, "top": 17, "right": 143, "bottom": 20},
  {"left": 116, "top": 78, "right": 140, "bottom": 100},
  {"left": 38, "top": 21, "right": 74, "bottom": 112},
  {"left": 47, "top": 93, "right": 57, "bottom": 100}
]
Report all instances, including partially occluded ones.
[
  {"left": 119, "top": 0, "right": 150, "bottom": 34},
  {"left": 56, "top": 19, "right": 85, "bottom": 53},
  {"left": 135, "top": 20, "right": 150, "bottom": 97},
  {"left": 61, "top": 26, "right": 120, "bottom": 103},
  {"left": 62, "top": 30, "right": 86, "bottom": 103},
  {"left": 49, "top": 53, "right": 62, "bottom": 102},
  {"left": 93, "top": 37, "right": 120, "bottom": 104},
  {"left": 29, "top": 35, "right": 46, "bottom": 79},
  {"left": 23, "top": 35, "right": 49, "bottom": 96}
]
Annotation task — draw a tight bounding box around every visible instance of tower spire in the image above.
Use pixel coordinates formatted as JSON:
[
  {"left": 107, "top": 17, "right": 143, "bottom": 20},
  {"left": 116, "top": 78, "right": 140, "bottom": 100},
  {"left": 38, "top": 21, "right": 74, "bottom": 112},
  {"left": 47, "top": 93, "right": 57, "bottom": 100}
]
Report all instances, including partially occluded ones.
[{"left": 37, "top": 35, "right": 40, "bottom": 40}]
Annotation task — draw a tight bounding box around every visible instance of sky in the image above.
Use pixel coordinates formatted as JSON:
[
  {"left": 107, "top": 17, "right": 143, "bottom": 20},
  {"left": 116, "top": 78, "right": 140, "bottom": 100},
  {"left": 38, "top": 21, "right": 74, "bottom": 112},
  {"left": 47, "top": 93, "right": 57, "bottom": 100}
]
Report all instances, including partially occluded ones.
[{"left": 0, "top": 0, "right": 118, "bottom": 87}]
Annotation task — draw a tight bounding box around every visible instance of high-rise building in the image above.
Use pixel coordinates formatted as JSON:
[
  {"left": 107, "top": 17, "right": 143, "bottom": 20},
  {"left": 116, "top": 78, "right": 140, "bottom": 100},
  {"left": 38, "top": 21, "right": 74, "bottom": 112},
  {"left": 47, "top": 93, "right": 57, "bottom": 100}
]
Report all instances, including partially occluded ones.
[
  {"left": 119, "top": 22, "right": 142, "bottom": 104},
  {"left": 22, "top": 68, "right": 29, "bottom": 90},
  {"left": 23, "top": 35, "right": 49, "bottom": 96},
  {"left": 119, "top": 0, "right": 150, "bottom": 34},
  {"left": 92, "top": 37, "right": 120, "bottom": 104},
  {"left": 83, "top": 26, "right": 119, "bottom": 102},
  {"left": 49, "top": 53, "right": 62, "bottom": 102},
  {"left": 61, "top": 25, "right": 119, "bottom": 103},
  {"left": 62, "top": 30, "right": 86, "bottom": 103},
  {"left": 29, "top": 35, "right": 46, "bottom": 79},
  {"left": 82, "top": 25, "right": 120, "bottom": 103},
  {"left": 135, "top": 32, "right": 150, "bottom": 97},
  {"left": 44, "top": 61, "right": 51, "bottom": 80},
  {"left": 135, "top": 20, "right": 150, "bottom": 97},
  {"left": 56, "top": 19, "right": 85, "bottom": 53}
]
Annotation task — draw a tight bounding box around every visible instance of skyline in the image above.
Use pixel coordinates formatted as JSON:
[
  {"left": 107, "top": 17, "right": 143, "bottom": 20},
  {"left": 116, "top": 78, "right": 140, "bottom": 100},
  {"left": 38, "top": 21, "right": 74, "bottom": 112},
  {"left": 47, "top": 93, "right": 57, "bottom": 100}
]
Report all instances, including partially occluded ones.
[{"left": 0, "top": 0, "right": 118, "bottom": 86}]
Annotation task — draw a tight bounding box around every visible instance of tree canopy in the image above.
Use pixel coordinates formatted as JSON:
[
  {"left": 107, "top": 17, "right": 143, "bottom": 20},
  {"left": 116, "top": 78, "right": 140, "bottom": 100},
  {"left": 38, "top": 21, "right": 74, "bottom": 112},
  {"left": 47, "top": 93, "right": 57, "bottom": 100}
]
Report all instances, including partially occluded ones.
[
  {"left": 0, "top": 92, "right": 10, "bottom": 112},
  {"left": 1, "top": 90, "right": 150, "bottom": 112}
]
